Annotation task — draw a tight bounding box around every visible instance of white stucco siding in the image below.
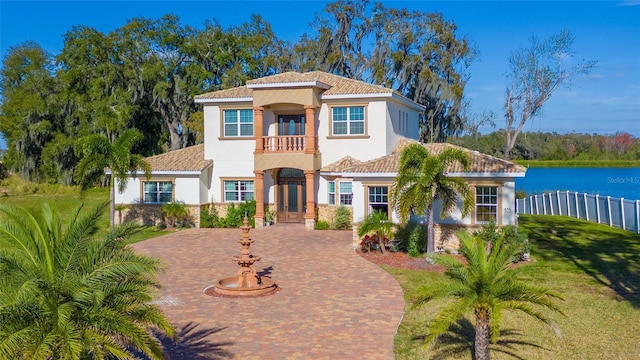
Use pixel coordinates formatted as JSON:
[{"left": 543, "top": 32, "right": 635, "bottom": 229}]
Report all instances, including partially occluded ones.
[
  {"left": 433, "top": 198, "right": 472, "bottom": 225},
  {"left": 502, "top": 181, "right": 517, "bottom": 225},
  {"left": 208, "top": 160, "right": 255, "bottom": 203},
  {"left": 115, "top": 178, "right": 141, "bottom": 204},
  {"left": 203, "top": 102, "right": 255, "bottom": 162},
  {"left": 174, "top": 177, "right": 201, "bottom": 204},
  {"left": 317, "top": 100, "right": 390, "bottom": 166},
  {"left": 385, "top": 101, "right": 421, "bottom": 153},
  {"left": 351, "top": 181, "right": 365, "bottom": 222}
]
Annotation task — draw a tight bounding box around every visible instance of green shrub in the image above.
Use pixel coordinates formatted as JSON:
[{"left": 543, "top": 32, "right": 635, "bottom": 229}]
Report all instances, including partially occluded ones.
[
  {"left": 332, "top": 205, "right": 352, "bottom": 230},
  {"left": 515, "top": 189, "right": 528, "bottom": 199},
  {"left": 315, "top": 220, "right": 330, "bottom": 230},
  {"left": 394, "top": 220, "right": 426, "bottom": 256},
  {"left": 213, "top": 200, "right": 256, "bottom": 228},
  {"left": 200, "top": 206, "right": 219, "bottom": 228}
]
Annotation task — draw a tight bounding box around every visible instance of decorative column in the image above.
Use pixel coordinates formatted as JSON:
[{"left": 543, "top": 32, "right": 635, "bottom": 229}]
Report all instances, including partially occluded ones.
[
  {"left": 254, "top": 107, "right": 264, "bottom": 154},
  {"left": 304, "top": 170, "right": 316, "bottom": 230},
  {"left": 254, "top": 170, "right": 265, "bottom": 228},
  {"left": 304, "top": 105, "right": 317, "bottom": 154}
]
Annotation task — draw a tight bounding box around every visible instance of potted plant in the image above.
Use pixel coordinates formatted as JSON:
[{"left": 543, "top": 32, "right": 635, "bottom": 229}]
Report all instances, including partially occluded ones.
[
  {"left": 265, "top": 209, "right": 276, "bottom": 226},
  {"left": 521, "top": 238, "right": 531, "bottom": 261}
]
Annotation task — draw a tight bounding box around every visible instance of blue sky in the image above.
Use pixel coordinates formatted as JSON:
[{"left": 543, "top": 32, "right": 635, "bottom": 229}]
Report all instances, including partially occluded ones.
[{"left": 1, "top": 0, "right": 639, "bottom": 148}]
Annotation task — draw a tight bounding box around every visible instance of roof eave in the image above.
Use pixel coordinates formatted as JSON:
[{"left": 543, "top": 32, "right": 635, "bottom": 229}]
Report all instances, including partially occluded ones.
[
  {"left": 194, "top": 97, "right": 253, "bottom": 104},
  {"left": 247, "top": 81, "right": 331, "bottom": 90}
]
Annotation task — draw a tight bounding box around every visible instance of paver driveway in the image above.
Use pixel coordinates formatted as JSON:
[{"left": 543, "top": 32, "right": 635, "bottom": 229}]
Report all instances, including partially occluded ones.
[{"left": 131, "top": 225, "right": 405, "bottom": 359}]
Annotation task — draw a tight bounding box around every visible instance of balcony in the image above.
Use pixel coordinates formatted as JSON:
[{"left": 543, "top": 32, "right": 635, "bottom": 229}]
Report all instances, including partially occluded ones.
[{"left": 263, "top": 135, "right": 306, "bottom": 153}]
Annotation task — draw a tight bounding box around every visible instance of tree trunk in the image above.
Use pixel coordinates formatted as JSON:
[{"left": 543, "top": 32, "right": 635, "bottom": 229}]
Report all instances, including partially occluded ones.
[
  {"left": 109, "top": 175, "right": 115, "bottom": 230},
  {"left": 474, "top": 309, "right": 491, "bottom": 360},
  {"left": 426, "top": 204, "right": 435, "bottom": 254},
  {"left": 378, "top": 231, "right": 385, "bottom": 254}
]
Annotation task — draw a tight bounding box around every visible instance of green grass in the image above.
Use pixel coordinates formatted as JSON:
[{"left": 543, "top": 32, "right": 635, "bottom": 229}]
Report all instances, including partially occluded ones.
[
  {"left": 392, "top": 215, "right": 640, "bottom": 359},
  {"left": 0, "top": 185, "right": 171, "bottom": 243},
  {"left": 512, "top": 159, "right": 640, "bottom": 168}
]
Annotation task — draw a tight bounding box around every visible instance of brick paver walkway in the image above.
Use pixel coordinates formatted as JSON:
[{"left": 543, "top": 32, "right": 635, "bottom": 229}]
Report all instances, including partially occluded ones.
[{"left": 131, "top": 225, "right": 405, "bottom": 359}]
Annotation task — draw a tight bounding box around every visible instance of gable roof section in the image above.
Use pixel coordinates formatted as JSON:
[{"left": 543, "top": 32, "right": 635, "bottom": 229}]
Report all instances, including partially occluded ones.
[
  {"left": 194, "top": 71, "right": 424, "bottom": 110},
  {"left": 320, "top": 155, "right": 362, "bottom": 172},
  {"left": 326, "top": 138, "right": 527, "bottom": 176},
  {"left": 144, "top": 144, "right": 212, "bottom": 173}
]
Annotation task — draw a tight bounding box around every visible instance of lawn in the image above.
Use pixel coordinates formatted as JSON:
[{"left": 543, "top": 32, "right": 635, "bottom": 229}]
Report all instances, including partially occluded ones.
[
  {"left": 0, "top": 185, "right": 171, "bottom": 242},
  {"left": 391, "top": 215, "right": 640, "bottom": 359}
]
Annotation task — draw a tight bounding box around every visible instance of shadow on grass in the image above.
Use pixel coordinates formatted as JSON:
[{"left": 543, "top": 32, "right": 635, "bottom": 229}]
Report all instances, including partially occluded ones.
[
  {"left": 519, "top": 215, "right": 640, "bottom": 308},
  {"left": 135, "top": 322, "right": 234, "bottom": 359},
  {"left": 414, "top": 318, "right": 546, "bottom": 360}
]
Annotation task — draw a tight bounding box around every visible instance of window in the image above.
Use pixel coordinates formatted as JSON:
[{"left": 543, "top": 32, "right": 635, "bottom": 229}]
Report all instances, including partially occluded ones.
[
  {"left": 328, "top": 181, "right": 336, "bottom": 205},
  {"left": 475, "top": 186, "right": 498, "bottom": 223},
  {"left": 223, "top": 109, "right": 253, "bottom": 137},
  {"left": 143, "top": 181, "right": 173, "bottom": 203},
  {"left": 368, "top": 186, "right": 389, "bottom": 216},
  {"left": 339, "top": 181, "right": 353, "bottom": 206},
  {"left": 332, "top": 106, "right": 365, "bottom": 136},
  {"left": 224, "top": 180, "right": 254, "bottom": 202}
]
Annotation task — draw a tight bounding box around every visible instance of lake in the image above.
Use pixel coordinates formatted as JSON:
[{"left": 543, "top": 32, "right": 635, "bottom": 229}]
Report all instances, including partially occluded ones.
[{"left": 515, "top": 167, "right": 640, "bottom": 201}]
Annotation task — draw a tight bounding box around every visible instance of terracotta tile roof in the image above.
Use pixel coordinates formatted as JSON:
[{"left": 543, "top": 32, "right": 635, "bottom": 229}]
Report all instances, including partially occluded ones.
[
  {"left": 144, "top": 144, "right": 212, "bottom": 172},
  {"left": 337, "top": 139, "right": 527, "bottom": 175},
  {"left": 320, "top": 156, "right": 362, "bottom": 172},
  {"left": 195, "top": 71, "right": 408, "bottom": 100}
]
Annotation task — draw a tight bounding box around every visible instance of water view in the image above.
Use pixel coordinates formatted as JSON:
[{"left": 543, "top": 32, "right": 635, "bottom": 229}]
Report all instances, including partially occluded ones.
[{"left": 515, "top": 167, "right": 640, "bottom": 201}]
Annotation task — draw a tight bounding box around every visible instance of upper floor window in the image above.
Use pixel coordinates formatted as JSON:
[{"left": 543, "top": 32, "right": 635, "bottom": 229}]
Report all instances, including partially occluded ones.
[
  {"left": 475, "top": 186, "right": 498, "bottom": 224},
  {"left": 143, "top": 181, "right": 173, "bottom": 203},
  {"left": 224, "top": 109, "right": 253, "bottom": 137},
  {"left": 332, "top": 106, "right": 365, "bottom": 136},
  {"left": 224, "top": 180, "right": 254, "bottom": 202}
]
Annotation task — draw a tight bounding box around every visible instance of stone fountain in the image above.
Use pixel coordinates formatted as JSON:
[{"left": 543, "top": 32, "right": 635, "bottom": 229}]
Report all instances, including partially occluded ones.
[{"left": 205, "top": 216, "right": 277, "bottom": 297}]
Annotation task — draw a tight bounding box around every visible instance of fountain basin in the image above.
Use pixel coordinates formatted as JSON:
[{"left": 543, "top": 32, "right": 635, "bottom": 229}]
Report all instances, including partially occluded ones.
[{"left": 206, "top": 276, "right": 277, "bottom": 297}]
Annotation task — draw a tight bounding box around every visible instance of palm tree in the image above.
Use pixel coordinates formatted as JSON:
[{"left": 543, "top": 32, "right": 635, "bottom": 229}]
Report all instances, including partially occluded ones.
[
  {"left": 390, "top": 143, "right": 474, "bottom": 255},
  {"left": 415, "top": 231, "right": 564, "bottom": 360},
  {"left": 357, "top": 210, "right": 394, "bottom": 254},
  {"left": 161, "top": 201, "right": 190, "bottom": 228},
  {"left": 0, "top": 201, "right": 173, "bottom": 359},
  {"left": 74, "top": 129, "right": 150, "bottom": 228}
]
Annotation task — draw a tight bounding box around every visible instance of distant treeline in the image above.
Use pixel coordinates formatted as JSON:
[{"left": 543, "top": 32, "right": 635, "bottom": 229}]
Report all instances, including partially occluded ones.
[{"left": 450, "top": 130, "right": 640, "bottom": 162}]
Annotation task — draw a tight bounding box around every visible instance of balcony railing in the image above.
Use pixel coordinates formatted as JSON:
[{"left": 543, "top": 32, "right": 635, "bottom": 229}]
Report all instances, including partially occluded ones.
[{"left": 263, "top": 135, "right": 306, "bottom": 152}]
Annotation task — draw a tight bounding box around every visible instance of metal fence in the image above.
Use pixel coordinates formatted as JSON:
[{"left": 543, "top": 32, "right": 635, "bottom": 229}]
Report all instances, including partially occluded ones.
[{"left": 516, "top": 191, "right": 640, "bottom": 234}]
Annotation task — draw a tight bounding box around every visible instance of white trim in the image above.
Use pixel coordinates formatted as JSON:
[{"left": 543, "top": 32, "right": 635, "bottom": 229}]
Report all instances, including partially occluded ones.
[
  {"left": 246, "top": 81, "right": 331, "bottom": 89},
  {"left": 446, "top": 172, "right": 527, "bottom": 178},
  {"left": 323, "top": 171, "right": 525, "bottom": 179},
  {"left": 121, "top": 170, "right": 203, "bottom": 176},
  {"left": 321, "top": 92, "right": 425, "bottom": 111},
  {"left": 194, "top": 97, "right": 253, "bottom": 104}
]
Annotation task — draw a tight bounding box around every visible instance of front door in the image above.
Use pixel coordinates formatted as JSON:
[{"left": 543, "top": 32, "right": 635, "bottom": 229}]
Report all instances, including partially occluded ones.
[
  {"left": 277, "top": 168, "right": 306, "bottom": 223},
  {"left": 278, "top": 115, "right": 305, "bottom": 136}
]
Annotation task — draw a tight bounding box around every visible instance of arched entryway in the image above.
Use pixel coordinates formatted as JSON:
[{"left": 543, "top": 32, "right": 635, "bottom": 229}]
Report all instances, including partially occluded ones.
[{"left": 276, "top": 168, "right": 306, "bottom": 223}]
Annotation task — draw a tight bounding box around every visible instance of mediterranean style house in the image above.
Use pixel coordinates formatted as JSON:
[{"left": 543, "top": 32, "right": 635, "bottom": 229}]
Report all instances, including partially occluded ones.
[{"left": 114, "top": 71, "right": 526, "bottom": 249}]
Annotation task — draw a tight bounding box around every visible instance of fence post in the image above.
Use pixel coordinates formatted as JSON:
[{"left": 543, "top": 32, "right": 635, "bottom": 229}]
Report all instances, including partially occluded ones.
[
  {"left": 595, "top": 194, "right": 601, "bottom": 224},
  {"left": 607, "top": 196, "right": 612, "bottom": 226},
  {"left": 574, "top": 192, "right": 579, "bottom": 219},
  {"left": 584, "top": 193, "right": 589, "bottom": 221},
  {"left": 535, "top": 195, "right": 539, "bottom": 215},
  {"left": 621, "top": 198, "right": 626, "bottom": 230},
  {"left": 557, "top": 191, "right": 562, "bottom": 215},
  {"left": 565, "top": 191, "right": 570, "bottom": 217},
  {"left": 636, "top": 200, "right": 640, "bottom": 234},
  {"left": 542, "top": 194, "right": 548, "bottom": 215}
]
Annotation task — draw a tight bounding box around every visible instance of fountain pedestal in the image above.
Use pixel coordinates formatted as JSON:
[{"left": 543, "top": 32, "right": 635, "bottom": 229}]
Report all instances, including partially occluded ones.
[{"left": 206, "top": 216, "right": 277, "bottom": 297}]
